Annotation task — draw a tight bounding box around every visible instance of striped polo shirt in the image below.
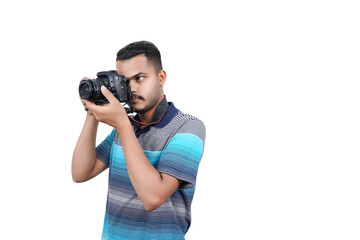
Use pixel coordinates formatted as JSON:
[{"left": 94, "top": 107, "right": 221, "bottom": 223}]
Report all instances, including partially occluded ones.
[{"left": 96, "top": 102, "right": 206, "bottom": 240}]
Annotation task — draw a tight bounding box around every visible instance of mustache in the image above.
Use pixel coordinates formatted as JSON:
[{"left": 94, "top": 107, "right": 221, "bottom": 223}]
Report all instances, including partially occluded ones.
[{"left": 132, "top": 94, "right": 144, "bottom": 100}]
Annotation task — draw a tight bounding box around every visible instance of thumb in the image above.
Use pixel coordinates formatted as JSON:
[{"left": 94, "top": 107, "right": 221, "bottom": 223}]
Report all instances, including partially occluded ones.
[{"left": 101, "top": 86, "right": 118, "bottom": 103}]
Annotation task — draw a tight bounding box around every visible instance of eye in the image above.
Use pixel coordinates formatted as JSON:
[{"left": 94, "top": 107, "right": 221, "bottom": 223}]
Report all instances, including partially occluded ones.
[{"left": 135, "top": 76, "right": 144, "bottom": 81}]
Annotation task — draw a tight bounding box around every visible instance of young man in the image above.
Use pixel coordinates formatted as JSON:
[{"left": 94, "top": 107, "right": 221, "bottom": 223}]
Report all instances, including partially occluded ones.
[{"left": 72, "top": 41, "right": 206, "bottom": 240}]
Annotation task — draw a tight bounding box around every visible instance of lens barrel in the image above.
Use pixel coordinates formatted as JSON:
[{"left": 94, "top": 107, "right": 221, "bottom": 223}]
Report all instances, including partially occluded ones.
[{"left": 79, "top": 80, "right": 95, "bottom": 100}]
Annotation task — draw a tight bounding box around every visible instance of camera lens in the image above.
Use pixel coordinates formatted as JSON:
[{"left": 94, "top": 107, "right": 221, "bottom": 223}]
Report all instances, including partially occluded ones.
[{"left": 79, "top": 80, "right": 94, "bottom": 100}]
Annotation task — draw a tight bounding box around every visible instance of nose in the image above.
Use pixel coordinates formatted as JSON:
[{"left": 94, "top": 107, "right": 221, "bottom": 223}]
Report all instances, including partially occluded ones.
[{"left": 129, "top": 79, "right": 138, "bottom": 92}]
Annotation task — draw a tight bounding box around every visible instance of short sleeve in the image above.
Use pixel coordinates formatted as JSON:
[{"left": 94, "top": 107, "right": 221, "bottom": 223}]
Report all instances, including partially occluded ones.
[
  {"left": 157, "top": 120, "right": 205, "bottom": 189},
  {"left": 96, "top": 129, "right": 115, "bottom": 166}
]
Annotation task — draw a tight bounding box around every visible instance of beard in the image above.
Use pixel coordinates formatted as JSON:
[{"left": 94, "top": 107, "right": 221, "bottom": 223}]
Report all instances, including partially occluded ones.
[{"left": 133, "top": 93, "right": 162, "bottom": 115}]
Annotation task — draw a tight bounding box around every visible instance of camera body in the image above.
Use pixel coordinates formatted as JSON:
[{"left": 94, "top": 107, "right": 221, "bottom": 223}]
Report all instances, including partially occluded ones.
[{"left": 79, "top": 70, "right": 133, "bottom": 113}]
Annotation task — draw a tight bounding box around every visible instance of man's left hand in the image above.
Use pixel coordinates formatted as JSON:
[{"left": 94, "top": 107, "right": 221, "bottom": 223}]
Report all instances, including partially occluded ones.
[{"left": 83, "top": 86, "right": 129, "bottom": 128}]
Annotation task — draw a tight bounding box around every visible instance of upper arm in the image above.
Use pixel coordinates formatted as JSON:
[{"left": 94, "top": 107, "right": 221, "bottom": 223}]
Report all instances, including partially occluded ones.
[
  {"left": 72, "top": 158, "right": 108, "bottom": 183},
  {"left": 159, "top": 172, "right": 182, "bottom": 196},
  {"left": 145, "top": 173, "right": 182, "bottom": 211},
  {"left": 150, "top": 120, "right": 205, "bottom": 210},
  {"left": 157, "top": 129, "right": 205, "bottom": 189},
  {"left": 88, "top": 158, "right": 108, "bottom": 180}
]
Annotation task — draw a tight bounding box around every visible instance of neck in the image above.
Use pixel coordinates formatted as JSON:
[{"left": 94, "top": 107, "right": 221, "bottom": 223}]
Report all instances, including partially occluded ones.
[{"left": 139, "top": 111, "right": 155, "bottom": 125}]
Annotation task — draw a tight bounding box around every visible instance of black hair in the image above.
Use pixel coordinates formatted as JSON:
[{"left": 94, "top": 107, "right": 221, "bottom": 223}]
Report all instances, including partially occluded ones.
[{"left": 116, "top": 41, "right": 163, "bottom": 73}]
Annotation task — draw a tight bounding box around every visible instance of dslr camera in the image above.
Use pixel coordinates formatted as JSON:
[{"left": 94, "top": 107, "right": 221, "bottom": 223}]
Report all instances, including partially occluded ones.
[{"left": 79, "top": 70, "right": 133, "bottom": 113}]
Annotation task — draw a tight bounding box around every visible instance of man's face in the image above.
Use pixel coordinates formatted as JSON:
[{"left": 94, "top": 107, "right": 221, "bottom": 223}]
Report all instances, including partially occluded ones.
[{"left": 116, "top": 54, "right": 165, "bottom": 114}]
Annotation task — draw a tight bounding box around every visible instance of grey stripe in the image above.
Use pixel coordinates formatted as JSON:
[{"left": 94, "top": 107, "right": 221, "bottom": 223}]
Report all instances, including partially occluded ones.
[{"left": 108, "top": 189, "right": 187, "bottom": 214}]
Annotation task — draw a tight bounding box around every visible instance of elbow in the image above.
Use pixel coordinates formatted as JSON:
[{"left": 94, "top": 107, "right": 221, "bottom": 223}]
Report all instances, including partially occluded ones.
[
  {"left": 143, "top": 197, "right": 163, "bottom": 212},
  {"left": 71, "top": 165, "right": 90, "bottom": 183},
  {"left": 72, "top": 176, "right": 83, "bottom": 183},
  {"left": 72, "top": 173, "right": 88, "bottom": 183},
  {"left": 144, "top": 203, "right": 160, "bottom": 212},
  {"left": 72, "top": 177, "right": 83, "bottom": 183}
]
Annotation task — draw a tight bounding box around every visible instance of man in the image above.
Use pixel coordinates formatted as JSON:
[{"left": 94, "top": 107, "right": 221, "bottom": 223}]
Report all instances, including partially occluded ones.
[{"left": 72, "top": 41, "right": 206, "bottom": 240}]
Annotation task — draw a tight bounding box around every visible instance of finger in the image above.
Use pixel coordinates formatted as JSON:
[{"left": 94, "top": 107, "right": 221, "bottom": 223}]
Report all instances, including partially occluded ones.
[
  {"left": 83, "top": 99, "right": 100, "bottom": 113},
  {"left": 80, "top": 98, "right": 90, "bottom": 108},
  {"left": 101, "top": 86, "right": 118, "bottom": 103}
]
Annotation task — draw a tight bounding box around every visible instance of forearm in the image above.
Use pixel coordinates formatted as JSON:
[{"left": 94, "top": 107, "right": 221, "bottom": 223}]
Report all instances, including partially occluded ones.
[
  {"left": 72, "top": 114, "right": 99, "bottom": 182},
  {"left": 116, "top": 121, "right": 169, "bottom": 210}
]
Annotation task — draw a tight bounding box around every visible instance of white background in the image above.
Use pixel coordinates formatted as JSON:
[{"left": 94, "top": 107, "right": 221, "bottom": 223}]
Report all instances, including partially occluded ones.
[{"left": 0, "top": 0, "right": 359, "bottom": 239}]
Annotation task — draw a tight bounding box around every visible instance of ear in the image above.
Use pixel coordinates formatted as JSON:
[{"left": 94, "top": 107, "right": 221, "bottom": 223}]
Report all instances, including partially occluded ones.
[{"left": 158, "top": 70, "right": 167, "bottom": 87}]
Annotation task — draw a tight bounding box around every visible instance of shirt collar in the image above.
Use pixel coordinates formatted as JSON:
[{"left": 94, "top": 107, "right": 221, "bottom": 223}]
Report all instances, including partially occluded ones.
[{"left": 129, "top": 97, "right": 179, "bottom": 136}]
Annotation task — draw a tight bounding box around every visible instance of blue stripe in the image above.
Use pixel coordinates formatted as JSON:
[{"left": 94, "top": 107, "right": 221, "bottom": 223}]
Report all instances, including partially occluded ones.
[
  {"left": 165, "top": 133, "right": 204, "bottom": 160},
  {"left": 158, "top": 133, "right": 204, "bottom": 188}
]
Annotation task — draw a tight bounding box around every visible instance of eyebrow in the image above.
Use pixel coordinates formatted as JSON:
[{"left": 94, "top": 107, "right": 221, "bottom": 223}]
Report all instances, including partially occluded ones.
[{"left": 128, "top": 72, "right": 147, "bottom": 80}]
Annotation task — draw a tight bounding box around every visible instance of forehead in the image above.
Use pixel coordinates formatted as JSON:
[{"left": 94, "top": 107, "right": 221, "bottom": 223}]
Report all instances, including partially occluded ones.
[{"left": 116, "top": 54, "right": 155, "bottom": 78}]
